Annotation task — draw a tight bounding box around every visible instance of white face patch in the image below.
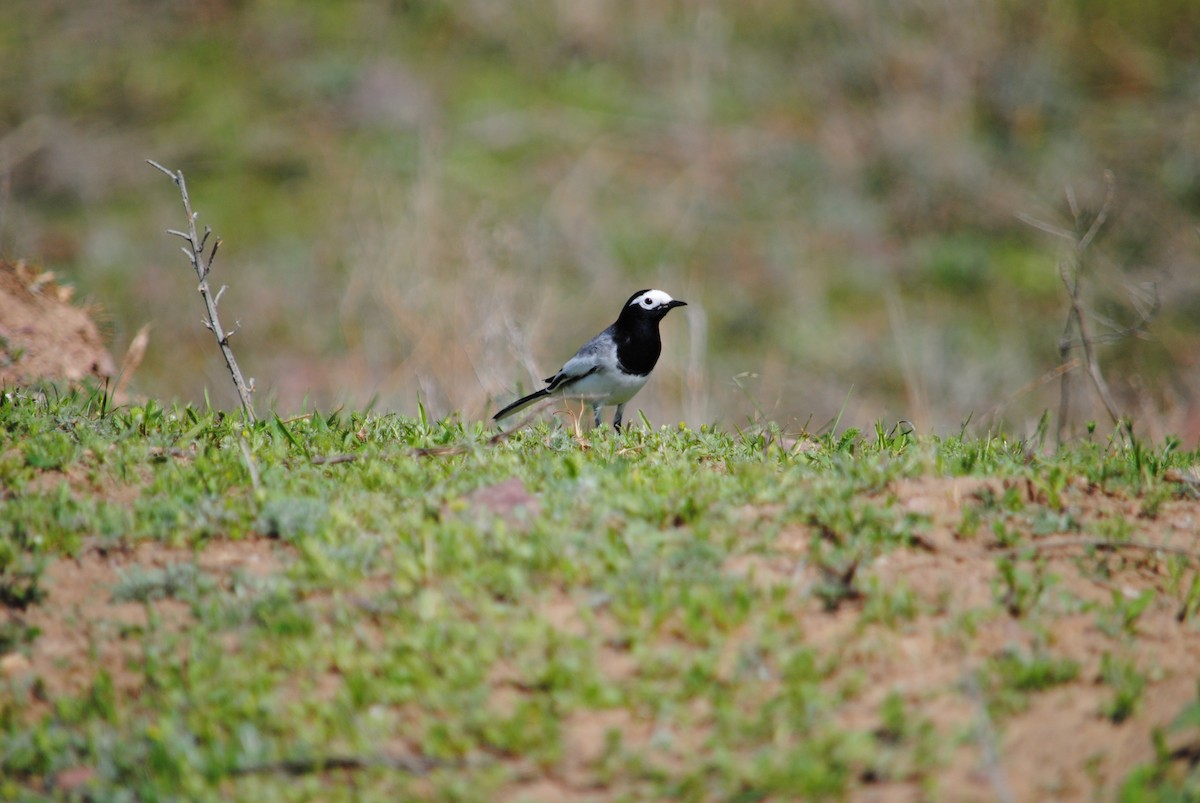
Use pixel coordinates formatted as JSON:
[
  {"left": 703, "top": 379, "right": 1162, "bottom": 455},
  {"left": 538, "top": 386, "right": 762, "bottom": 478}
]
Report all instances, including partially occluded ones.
[{"left": 629, "top": 289, "right": 675, "bottom": 310}]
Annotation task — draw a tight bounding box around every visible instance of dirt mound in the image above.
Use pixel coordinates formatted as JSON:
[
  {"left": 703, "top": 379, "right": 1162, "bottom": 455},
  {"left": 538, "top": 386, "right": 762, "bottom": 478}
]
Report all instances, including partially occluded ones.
[{"left": 0, "top": 259, "right": 115, "bottom": 386}]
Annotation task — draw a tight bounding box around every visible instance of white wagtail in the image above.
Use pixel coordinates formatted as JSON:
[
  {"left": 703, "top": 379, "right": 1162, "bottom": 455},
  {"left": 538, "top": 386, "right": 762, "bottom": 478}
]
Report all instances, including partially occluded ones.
[{"left": 493, "top": 289, "right": 687, "bottom": 429}]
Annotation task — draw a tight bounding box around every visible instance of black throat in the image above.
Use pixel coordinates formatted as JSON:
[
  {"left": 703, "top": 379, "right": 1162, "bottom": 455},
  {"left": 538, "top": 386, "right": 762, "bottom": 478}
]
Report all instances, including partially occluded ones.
[{"left": 612, "top": 314, "right": 663, "bottom": 377}]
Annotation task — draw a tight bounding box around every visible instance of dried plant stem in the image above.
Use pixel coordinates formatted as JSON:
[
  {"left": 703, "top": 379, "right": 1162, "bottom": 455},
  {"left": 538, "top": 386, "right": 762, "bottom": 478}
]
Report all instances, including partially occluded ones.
[
  {"left": 1057, "top": 171, "right": 1121, "bottom": 443},
  {"left": 147, "top": 159, "right": 256, "bottom": 422},
  {"left": 1020, "top": 171, "right": 1130, "bottom": 443}
]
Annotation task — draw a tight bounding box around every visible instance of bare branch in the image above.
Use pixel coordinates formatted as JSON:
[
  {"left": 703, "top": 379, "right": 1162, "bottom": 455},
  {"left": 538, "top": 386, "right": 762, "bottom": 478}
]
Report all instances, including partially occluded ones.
[
  {"left": 1076, "top": 170, "right": 1115, "bottom": 254},
  {"left": 1063, "top": 255, "right": 1122, "bottom": 428},
  {"left": 1057, "top": 262, "right": 1075, "bottom": 443},
  {"left": 1126, "top": 281, "right": 1161, "bottom": 323},
  {"left": 149, "top": 160, "right": 257, "bottom": 421},
  {"left": 206, "top": 238, "right": 221, "bottom": 275},
  {"left": 1015, "top": 212, "right": 1076, "bottom": 242},
  {"left": 214, "top": 284, "right": 227, "bottom": 306},
  {"left": 167, "top": 228, "right": 190, "bottom": 241},
  {"left": 1035, "top": 172, "right": 1128, "bottom": 443},
  {"left": 146, "top": 159, "right": 176, "bottom": 179},
  {"left": 1057, "top": 256, "right": 1076, "bottom": 297},
  {"left": 1063, "top": 329, "right": 1151, "bottom": 349},
  {"left": 1086, "top": 289, "right": 1159, "bottom": 344}
]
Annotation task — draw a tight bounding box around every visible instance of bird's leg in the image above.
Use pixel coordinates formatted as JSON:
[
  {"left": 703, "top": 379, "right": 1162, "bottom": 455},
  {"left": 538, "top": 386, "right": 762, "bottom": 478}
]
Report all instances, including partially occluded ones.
[
  {"left": 592, "top": 403, "right": 602, "bottom": 428},
  {"left": 613, "top": 404, "right": 625, "bottom": 430}
]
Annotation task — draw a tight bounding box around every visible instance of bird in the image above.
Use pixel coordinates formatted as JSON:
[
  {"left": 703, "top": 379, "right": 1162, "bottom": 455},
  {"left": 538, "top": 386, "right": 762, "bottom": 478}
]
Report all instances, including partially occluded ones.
[{"left": 493, "top": 289, "right": 688, "bottom": 429}]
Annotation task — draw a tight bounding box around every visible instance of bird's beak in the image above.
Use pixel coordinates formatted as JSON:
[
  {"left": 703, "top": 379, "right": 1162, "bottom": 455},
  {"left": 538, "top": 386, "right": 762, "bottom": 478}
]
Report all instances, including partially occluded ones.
[{"left": 667, "top": 300, "right": 688, "bottom": 309}]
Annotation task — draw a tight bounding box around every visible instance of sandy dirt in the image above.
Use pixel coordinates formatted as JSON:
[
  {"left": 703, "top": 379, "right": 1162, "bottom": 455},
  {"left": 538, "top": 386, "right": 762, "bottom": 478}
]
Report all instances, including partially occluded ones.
[
  {"left": 3, "top": 477, "right": 1199, "bottom": 800},
  {"left": 0, "top": 259, "right": 115, "bottom": 386}
]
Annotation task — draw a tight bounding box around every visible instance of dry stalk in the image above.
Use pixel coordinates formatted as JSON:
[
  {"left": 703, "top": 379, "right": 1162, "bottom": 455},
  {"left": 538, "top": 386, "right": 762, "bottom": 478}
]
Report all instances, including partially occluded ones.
[
  {"left": 1056, "top": 171, "right": 1120, "bottom": 441},
  {"left": 147, "top": 160, "right": 256, "bottom": 422},
  {"left": 1019, "top": 171, "right": 1159, "bottom": 443},
  {"left": 112, "top": 322, "right": 152, "bottom": 402}
]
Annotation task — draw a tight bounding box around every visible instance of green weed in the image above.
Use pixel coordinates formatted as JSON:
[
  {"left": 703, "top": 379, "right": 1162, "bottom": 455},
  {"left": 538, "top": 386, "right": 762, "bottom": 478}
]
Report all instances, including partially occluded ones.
[
  {"left": 1100, "top": 653, "right": 1146, "bottom": 724},
  {"left": 111, "top": 562, "right": 215, "bottom": 604},
  {"left": 993, "top": 556, "right": 1049, "bottom": 617},
  {"left": 984, "top": 649, "right": 1081, "bottom": 716},
  {"left": 1098, "top": 590, "right": 1156, "bottom": 640}
]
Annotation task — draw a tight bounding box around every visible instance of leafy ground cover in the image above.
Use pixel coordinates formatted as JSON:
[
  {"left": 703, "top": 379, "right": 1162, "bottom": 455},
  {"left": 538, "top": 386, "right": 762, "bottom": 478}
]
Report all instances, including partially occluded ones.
[{"left": 2, "top": 386, "right": 1200, "bottom": 801}]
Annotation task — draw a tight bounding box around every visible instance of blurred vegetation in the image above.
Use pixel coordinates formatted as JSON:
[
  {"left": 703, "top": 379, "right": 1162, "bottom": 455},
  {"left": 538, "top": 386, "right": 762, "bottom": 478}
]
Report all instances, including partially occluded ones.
[{"left": 1, "top": 0, "right": 1198, "bottom": 435}]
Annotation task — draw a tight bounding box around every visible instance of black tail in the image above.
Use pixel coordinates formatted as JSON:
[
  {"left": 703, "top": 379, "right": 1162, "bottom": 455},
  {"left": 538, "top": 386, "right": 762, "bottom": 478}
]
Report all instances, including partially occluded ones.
[{"left": 493, "top": 387, "right": 552, "bottom": 421}]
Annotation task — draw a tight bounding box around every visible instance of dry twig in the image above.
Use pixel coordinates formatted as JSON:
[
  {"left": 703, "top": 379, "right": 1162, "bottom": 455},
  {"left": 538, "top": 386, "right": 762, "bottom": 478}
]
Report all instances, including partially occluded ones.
[
  {"left": 112, "top": 323, "right": 152, "bottom": 402},
  {"left": 147, "top": 160, "right": 257, "bottom": 422},
  {"left": 1020, "top": 171, "right": 1160, "bottom": 442},
  {"left": 1056, "top": 171, "right": 1120, "bottom": 440},
  {"left": 1060, "top": 172, "right": 1123, "bottom": 439}
]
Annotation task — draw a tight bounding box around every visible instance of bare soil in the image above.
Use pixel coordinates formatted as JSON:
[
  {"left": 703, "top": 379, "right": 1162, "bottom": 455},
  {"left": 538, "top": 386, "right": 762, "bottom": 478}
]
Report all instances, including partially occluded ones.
[
  {"left": 0, "top": 259, "right": 115, "bottom": 386},
  {"left": 3, "top": 476, "right": 1198, "bottom": 801},
  {"left": 852, "top": 478, "right": 1200, "bottom": 801},
  {"left": 2, "top": 539, "right": 283, "bottom": 716}
]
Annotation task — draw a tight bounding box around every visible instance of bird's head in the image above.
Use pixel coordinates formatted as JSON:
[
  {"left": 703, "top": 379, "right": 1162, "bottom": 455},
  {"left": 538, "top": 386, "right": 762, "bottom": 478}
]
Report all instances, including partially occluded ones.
[{"left": 622, "top": 289, "right": 687, "bottom": 321}]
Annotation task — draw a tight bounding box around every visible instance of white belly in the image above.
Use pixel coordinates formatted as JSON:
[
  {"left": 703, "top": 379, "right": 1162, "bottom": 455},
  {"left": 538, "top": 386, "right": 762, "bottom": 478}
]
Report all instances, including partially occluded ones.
[{"left": 564, "top": 368, "right": 649, "bottom": 407}]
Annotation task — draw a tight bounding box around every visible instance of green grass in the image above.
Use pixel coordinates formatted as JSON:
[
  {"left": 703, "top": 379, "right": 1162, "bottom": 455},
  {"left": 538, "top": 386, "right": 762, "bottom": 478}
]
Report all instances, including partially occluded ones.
[{"left": 1, "top": 385, "right": 1199, "bottom": 800}]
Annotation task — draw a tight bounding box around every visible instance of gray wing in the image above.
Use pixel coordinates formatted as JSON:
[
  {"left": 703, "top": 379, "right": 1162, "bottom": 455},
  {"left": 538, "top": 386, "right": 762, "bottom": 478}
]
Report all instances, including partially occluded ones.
[{"left": 544, "top": 326, "right": 616, "bottom": 392}]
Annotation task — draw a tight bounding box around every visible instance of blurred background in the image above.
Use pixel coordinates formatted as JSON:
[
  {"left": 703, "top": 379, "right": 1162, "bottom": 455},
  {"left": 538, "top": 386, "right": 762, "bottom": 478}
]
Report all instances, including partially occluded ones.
[{"left": 2, "top": 0, "right": 1198, "bottom": 438}]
